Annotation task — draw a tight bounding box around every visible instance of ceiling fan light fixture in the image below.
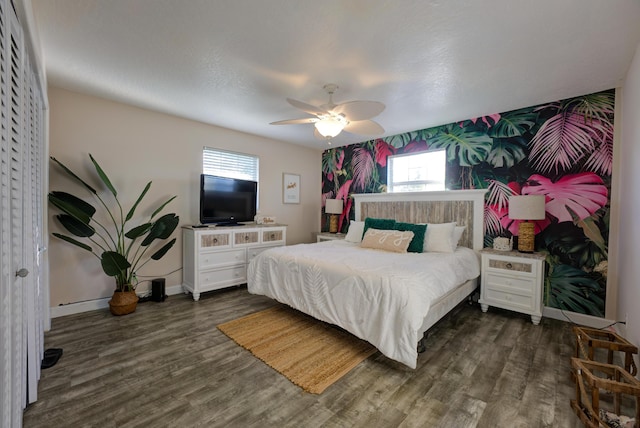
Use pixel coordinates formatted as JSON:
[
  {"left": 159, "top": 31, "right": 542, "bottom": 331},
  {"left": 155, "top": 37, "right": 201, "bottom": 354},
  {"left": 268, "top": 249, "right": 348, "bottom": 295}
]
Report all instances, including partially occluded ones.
[{"left": 315, "top": 115, "right": 348, "bottom": 138}]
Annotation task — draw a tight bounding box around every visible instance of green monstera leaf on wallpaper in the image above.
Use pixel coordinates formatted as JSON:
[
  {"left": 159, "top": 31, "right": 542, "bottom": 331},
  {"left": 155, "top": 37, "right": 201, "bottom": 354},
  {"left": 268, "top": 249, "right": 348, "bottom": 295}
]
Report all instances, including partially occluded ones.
[
  {"left": 541, "top": 223, "right": 607, "bottom": 270},
  {"left": 429, "top": 123, "right": 493, "bottom": 166},
  {"left": 546, "top": 263, "right": 604, "bottom": 317},
  {"left": 488, "top": 110, "right": 537, "bottom": 138},
  {"left": 485, "top": 137, "right": 528, "bottom": 168}
]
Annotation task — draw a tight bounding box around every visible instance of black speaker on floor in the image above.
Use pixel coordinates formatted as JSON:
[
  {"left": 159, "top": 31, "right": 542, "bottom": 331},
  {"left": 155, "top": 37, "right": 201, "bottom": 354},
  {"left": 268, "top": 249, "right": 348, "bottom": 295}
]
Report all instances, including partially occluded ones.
[{"left": 151, "top": 278, "right": 166, "bottom": 302}]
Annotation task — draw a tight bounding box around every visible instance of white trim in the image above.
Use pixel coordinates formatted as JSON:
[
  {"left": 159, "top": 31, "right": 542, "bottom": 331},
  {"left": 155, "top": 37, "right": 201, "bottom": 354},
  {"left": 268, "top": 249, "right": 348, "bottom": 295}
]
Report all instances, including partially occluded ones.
[
  {"left": 50, "top": 284, "right": 185, "bottom": 318},
  {"left": 543, "top": 306, "right": 620, "bottom": 330}
]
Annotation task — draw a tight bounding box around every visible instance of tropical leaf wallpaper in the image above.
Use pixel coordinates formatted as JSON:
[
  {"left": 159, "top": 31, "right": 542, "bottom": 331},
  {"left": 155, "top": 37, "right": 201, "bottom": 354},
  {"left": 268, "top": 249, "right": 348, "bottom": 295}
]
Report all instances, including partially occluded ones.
[{"left": 321, "top": 89, "right": 615, "bottom": 317}]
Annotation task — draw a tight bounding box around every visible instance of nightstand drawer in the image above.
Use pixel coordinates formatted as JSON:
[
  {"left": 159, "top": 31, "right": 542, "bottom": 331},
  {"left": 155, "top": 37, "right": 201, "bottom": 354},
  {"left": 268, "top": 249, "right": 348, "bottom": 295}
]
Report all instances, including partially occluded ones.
[
  {"left": 484, "top": 272, "right": 536, "bottom": 294},
  {"left": 487, "top": 259, "right": 534, "bottom": 275},
  {"left": 484, "top": 288, "right": 534, "bottom": 311}
]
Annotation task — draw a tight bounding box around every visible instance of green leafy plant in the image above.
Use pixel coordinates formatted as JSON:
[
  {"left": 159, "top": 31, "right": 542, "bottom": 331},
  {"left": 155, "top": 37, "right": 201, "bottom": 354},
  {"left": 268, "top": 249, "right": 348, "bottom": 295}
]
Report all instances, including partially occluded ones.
[{"left": 48, "top": 154, "right": 179, "bottom": 292}]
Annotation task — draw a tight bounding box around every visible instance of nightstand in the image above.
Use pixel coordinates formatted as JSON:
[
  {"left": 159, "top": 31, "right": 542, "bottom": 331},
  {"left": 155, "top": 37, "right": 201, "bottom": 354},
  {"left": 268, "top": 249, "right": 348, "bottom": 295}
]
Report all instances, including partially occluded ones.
[
  {"left": 316, "top": 232, "right": 346, "bottom": 242},
  {"left": 479, "top": 248, "right": 545, "bottom": 325}
]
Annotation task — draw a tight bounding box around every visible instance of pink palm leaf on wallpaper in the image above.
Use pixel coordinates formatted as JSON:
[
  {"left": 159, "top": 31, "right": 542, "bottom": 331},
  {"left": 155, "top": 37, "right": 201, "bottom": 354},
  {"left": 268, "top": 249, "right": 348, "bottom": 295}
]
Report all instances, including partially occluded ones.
[
  {"left": 352, "top": 147, "right": 376, "bottom": 192},
  {"left": 529, "top": 92, "right": 614, "bottom": 176},
  {"left": 522, "top": 173, "right": 608, "bottom": 223},
  {"left": 529, "top": 112, "right": 595, "bottom": 174},
  {"left": 335, "top": 179, "right": 353, "bottom": 232}
]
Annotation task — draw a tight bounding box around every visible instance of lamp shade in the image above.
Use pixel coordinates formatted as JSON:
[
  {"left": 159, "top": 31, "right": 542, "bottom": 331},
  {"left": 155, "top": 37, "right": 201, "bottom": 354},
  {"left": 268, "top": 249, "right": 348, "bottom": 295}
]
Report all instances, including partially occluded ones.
[
  {"left": 325, "top": 198, "right": 343, "bottom": 214},
  {"left": 508, "top": 195, "right": 545, "bottom": 220},
  {"left": 315, "top": 117, "right": 345, "bottom": 138}
]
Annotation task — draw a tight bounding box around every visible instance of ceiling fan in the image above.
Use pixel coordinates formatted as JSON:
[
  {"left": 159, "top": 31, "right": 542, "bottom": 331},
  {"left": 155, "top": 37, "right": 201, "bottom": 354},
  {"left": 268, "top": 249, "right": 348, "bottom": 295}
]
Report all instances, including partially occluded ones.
[{"left": 270, "top": 84, "right": 385, "bottom": 140}]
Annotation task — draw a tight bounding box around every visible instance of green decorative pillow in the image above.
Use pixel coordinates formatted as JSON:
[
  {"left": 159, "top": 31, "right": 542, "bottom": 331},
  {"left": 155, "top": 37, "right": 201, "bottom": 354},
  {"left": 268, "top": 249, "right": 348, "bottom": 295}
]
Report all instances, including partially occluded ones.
[
  {"left": 393, "top": 222, "right": 427, "bottom": 253},
  {"left": 363, "top": 217, "right": 396, "bottom": 236}
]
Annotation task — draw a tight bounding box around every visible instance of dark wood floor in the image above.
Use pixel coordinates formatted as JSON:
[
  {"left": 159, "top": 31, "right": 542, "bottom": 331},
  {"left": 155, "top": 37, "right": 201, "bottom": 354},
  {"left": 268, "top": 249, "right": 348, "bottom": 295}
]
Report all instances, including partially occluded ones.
[{"left": 24, "top": 287, "right": 583, "bottom": 427}]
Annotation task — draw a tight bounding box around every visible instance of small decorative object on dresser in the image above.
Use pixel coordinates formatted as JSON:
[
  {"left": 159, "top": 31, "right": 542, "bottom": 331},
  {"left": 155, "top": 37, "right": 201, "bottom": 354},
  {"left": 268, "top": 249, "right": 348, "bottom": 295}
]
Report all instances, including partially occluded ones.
[{"left": 479, "top": 248, "right": 545, "bottom": 325}]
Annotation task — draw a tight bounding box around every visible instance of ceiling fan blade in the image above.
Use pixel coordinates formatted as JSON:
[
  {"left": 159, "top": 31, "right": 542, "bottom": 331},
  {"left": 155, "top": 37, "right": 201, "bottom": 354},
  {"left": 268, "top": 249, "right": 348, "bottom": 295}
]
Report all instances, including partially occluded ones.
[
  {"left": 270, "top": 118, "right": 318, "bottom": 125},
  {"left": 333, "top": 101, "right": 385, "bottom": 121},
  {"left": 344, "top": 120, "right": 385, "bottom": 136},
  {"left": 286, "top": 98, "right": 328, "bottom": 116}
]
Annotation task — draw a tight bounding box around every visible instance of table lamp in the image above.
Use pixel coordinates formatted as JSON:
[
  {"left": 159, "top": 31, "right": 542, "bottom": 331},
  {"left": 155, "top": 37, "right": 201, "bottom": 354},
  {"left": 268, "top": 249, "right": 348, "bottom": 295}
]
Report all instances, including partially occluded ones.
[
  {"left": 325, "top": 199, "right": 343, "bottom": 233},
  {"left": 508, "top": 195, "right": 545, "bottom": 252}
]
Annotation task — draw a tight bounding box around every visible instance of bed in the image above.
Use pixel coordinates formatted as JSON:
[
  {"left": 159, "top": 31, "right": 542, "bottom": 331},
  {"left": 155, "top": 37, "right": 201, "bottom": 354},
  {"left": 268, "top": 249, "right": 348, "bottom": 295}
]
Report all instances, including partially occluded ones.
[{"left": 247, "top": 190, "right": 487, "bottom": 369}]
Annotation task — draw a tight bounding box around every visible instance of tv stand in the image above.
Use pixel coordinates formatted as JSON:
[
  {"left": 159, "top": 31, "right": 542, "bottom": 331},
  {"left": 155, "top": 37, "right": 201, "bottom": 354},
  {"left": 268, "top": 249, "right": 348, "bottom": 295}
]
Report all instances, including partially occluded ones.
[
  {"left": 182, "top": 224, "right": 287, "bottom": 301},
  {"left": 215, "top": 222, "right": 242, "bottom": 227}
]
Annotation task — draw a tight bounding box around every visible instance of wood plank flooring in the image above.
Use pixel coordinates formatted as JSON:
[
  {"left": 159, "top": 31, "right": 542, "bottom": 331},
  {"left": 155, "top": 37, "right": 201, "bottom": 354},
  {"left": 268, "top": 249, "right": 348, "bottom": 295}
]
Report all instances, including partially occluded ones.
[{"left": 23, "top": 287, "right": 583, "bottom": 427}]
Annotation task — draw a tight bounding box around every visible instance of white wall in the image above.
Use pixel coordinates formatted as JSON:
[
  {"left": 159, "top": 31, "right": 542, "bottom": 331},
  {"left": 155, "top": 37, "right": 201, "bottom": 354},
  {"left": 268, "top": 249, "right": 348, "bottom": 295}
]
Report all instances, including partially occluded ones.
[
  {"left": 48, "top": 87, "right": 322, "bottom": 306},
  {"left": 618, "top": 42, "right": 640, "bottom": 351}
]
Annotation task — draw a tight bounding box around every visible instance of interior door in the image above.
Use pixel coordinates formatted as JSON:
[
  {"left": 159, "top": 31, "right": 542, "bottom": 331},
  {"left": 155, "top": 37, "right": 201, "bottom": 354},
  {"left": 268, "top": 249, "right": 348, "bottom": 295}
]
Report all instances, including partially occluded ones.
[{"left": 0, "top": 1, "right": 46, "bottom": 426}]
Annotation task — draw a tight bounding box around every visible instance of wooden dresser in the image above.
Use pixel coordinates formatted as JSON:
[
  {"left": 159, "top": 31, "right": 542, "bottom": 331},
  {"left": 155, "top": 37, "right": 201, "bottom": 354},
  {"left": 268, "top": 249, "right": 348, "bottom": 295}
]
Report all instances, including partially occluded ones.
[{"left": 182, "top": 224, "right": 286, "bottom": 301}]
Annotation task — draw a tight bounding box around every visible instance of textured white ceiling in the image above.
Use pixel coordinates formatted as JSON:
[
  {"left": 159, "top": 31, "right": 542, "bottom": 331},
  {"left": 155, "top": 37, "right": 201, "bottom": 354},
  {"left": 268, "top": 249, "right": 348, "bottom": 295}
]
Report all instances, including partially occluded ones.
[{"left": 31, "top": 0, "right": 640, "bottom": 149}]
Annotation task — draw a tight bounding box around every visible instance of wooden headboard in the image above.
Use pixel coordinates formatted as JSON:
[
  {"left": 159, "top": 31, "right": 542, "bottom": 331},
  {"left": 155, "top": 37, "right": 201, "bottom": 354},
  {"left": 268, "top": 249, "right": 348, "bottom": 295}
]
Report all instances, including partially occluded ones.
[{"left": 351, "top": 190, "right": 487, "bottom": 251}]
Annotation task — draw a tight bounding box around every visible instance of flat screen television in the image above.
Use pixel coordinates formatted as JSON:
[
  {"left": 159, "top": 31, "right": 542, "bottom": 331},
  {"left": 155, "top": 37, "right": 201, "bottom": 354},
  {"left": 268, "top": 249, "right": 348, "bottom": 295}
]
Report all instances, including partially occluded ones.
[{"left": 199, "top": 174, "right": 257, "bottom": 225}]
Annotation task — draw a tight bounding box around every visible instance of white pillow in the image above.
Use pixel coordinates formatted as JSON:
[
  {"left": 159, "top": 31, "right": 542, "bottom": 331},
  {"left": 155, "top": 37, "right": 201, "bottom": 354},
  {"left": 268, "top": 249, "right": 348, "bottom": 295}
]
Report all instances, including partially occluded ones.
[
  {"left": 344, "top": 220, "right": 365, "bottom": 243},
  {"left": 454, "top": 226, "right": 466, "bottom": 248},
  {"left": 424, "top": 222, "right": 457, "bottom": 253}
]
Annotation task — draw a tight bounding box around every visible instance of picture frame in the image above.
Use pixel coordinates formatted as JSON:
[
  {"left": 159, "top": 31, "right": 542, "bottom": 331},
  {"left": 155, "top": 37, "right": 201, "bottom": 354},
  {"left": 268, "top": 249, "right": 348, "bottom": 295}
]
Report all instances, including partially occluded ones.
[{"left": 283, "top": 173, "right": 300, "bottom": 204}]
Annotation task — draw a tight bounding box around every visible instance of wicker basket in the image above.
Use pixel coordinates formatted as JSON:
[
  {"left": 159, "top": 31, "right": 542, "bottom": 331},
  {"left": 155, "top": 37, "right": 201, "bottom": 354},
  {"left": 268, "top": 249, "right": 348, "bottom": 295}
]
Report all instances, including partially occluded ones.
[
  {"left": 108, "top": 291, "right": 139, "bottom": 316},
  {"left": 574, "top": 326, "right": 638, "bottom": 376},
  {"left": 571, "top": 357, "right": 640, "bottom": 428}
]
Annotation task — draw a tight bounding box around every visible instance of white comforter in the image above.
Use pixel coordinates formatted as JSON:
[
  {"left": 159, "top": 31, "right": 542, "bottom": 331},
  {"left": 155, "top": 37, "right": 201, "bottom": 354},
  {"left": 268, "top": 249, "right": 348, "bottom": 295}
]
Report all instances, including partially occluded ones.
[{"left": 247, "top": 240, "right": 480, "bottom": 369}]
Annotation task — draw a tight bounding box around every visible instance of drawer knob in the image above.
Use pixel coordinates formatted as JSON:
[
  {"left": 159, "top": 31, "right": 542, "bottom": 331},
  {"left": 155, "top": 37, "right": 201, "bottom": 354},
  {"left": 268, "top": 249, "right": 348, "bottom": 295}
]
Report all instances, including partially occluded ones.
[
  {"left": 270, "top": 233, "right": 275, "bottom": 239},
  {"left": 506, "top": 262, "right": 513, "bottom": 269},
  {"left": 213, "top": 238, "right": 218, "bottom": 243},
  {"left": 245, "top": 235, "right": 249, "bottom": 241}
]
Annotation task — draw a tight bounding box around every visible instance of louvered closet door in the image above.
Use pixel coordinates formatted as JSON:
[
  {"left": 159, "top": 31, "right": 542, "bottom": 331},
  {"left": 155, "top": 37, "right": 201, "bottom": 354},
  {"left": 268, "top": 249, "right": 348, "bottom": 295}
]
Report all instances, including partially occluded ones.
[
  {"left": 0, "top": 0, "right": 45, "bottom": 425},
  {"left": 24, "top": 54, "right": 44, "bottom": 405},
  {"left": 0, "top": 1, "right": 17, "bottom": 425}
]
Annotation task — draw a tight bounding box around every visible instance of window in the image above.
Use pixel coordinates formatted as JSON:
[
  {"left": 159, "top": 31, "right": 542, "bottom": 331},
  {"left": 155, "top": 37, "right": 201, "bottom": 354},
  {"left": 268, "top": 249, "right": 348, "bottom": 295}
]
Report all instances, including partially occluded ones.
[
  {"left": 387, "top": 150, "right": 446, "bottom": 192},
  {"left": 203, "top": 147, "right": 259, "bottom": 181}
]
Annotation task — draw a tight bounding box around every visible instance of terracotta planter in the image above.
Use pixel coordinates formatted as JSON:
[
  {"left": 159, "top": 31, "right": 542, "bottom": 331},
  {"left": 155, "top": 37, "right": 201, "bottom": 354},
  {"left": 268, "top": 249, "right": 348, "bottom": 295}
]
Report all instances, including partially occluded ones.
[{"left": 108, "top": 290, "right": 138, "bottom": 316}]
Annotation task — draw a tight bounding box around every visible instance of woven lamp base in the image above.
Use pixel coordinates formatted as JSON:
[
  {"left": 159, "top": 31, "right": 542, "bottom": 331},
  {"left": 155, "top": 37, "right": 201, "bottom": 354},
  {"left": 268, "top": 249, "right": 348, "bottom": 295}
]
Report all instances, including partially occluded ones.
[
  {"left": 517, "top": 221, "right": 535, "bottom": 252},
  {"left": 329, "top": 215, "right": 338, "bottom": 233}
]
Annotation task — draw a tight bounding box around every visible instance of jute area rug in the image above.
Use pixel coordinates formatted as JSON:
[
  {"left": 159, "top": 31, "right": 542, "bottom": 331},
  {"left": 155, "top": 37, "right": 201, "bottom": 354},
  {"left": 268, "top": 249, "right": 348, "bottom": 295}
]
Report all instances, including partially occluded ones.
[{"left": 217, "top": 305, "right": 377, "bottom": 394}]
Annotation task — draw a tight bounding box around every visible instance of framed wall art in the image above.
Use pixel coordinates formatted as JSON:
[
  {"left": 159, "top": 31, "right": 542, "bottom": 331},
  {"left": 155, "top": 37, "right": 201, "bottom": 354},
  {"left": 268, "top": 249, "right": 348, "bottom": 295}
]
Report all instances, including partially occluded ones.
[{"left": 283, "top": 173, "right": 300, "bottom": 204}]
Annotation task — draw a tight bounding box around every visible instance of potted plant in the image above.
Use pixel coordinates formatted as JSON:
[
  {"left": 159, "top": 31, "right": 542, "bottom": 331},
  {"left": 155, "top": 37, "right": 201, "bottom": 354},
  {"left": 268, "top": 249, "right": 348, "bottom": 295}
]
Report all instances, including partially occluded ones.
[{"left": 48, "top": 154, "right": 180, "bottom": 315}]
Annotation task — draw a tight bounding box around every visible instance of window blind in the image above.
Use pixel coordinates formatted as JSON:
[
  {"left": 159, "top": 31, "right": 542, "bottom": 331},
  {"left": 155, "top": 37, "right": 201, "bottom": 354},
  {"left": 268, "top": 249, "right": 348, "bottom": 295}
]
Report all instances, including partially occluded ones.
[{"left": 203, "top": 147, "right": 259, "bottom": 182}]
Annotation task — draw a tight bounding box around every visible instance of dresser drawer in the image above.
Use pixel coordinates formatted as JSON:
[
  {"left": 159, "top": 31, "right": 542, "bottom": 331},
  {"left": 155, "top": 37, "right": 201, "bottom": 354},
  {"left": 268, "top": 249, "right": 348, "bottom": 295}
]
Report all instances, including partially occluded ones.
[
  {"left": 483, "top": 272, "right": 536, "bottom": 294},
  {"left": 198, "top": 266, "right": 247, "bottom": 289},
  {"left": 234, "top": 231, "right": 259, "bottom": 246},
  {"left": 262, "top": 229, "right": 285, "bottom": 245},
  {"left": 247, "top": 245, "right": 277, "bottom": 262},
  {"left": 199, "top": 249, "right": 246, "bottom": 270},
  {"left": 200, "top": 232, "right": 232, "bottom": 250},
  {"left": 484, "top": 288, "right": 535, "bottom": 312}
]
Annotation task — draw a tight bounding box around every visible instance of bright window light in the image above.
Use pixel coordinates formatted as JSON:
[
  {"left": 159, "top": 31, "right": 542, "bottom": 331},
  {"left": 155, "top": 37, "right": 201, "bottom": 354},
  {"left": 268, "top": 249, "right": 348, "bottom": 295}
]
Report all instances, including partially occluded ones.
[{"left": 387, "top": 150, "right": 446, "bottom": 192}]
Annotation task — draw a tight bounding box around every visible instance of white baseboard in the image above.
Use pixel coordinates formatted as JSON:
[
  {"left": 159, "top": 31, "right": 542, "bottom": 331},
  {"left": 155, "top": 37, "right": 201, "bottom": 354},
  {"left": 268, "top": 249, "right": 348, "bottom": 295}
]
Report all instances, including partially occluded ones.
[
  {"left": 50, "top": 284, "right": 186, "bottom": 318},
  {"left": 543, "top": 306, "right": 620, "bottom": 330}
]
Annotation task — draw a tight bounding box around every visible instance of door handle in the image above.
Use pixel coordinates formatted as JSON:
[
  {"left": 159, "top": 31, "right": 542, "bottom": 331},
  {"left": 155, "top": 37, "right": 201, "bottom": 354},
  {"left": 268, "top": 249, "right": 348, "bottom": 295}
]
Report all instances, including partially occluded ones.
[{"left": 15, "top": 268, "right": 29, "bottom": 278}]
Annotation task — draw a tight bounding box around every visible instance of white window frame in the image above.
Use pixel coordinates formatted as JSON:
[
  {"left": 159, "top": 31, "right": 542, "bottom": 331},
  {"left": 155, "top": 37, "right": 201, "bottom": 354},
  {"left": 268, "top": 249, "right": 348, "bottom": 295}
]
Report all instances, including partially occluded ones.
[
  {"left": 387, "top": 150, "right": 446, "bottom": 192},
  {"left": 202, "top": 147, "right": 259, "bottom": 182}
]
